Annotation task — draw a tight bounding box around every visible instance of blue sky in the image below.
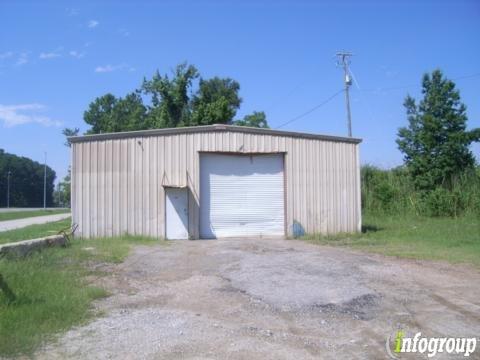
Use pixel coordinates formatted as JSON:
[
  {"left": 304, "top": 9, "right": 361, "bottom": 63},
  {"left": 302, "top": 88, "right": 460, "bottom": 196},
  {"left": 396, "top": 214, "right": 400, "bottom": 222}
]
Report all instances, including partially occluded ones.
[{"left": 1, "top": 0, "right": 479, "bottom": 183}]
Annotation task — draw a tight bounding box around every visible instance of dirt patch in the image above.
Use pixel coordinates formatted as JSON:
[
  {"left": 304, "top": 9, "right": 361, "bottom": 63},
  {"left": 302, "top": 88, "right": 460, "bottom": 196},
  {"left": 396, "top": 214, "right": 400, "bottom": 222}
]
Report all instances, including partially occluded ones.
[{"left": 37, "top": 238, "right": 480, "bottom": 359}]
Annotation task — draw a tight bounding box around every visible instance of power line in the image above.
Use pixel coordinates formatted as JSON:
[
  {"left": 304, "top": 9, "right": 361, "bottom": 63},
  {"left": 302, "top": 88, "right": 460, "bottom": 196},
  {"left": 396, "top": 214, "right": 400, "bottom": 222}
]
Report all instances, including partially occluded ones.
[
  {"left": 273, "top": 69, "right": 480, "bottom": 131},
  {"left": 348, "top": 67, "right": 378, "bottom": 129},
  {"left": 264, "top": 68, "right": 324, "bottom": 112},
  {"left": 275, "top": 89, "right": 344, "bottom": 129},
  {"left": 357, "top": 72, "right": 480, "bottom": 93},
  {"left": 348, "top": 67, "right": 362, "bottom": 90},
  {"left": 453, "top": 72, "right": 480, "bottom": 81}
]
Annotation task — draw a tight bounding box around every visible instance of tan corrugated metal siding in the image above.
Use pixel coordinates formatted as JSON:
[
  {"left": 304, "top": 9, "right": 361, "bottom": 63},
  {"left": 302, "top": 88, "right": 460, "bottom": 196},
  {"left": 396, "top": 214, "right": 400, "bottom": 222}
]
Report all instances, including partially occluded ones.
[{"left": 71, "top": 128, "right": 361, "bottom": 238}]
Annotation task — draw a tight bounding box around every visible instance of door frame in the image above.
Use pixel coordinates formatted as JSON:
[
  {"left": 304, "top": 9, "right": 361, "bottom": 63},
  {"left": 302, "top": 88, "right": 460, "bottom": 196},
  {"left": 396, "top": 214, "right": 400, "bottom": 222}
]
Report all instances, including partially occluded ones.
[
  {"left": 164, "top": 186, "right": 189, "bottom": 239},
  {"left": 198, "top": 151, "right": 286, "bottom": 238}
]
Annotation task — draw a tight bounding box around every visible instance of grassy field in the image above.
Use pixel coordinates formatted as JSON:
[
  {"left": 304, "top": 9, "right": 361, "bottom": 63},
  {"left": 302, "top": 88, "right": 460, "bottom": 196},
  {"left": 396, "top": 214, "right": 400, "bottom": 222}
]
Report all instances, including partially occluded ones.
[
  {"left": 0, "top": 209, "right": 70, "bottom": 222},
  {"left": 0, "top": 218, "right": 72, "bottom": 245},
  {"left": 0, "top": 235, "right": 163, "bottom": 357},
  {"left": 302, "top": 214, "right": 480, "bottom": 268}
]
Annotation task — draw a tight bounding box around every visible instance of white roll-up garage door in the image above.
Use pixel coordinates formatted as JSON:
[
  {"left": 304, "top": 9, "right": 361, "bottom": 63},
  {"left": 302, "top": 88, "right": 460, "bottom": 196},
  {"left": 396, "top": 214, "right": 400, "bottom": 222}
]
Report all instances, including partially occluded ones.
[{"left": 200, "top": 153, "right": 285, "bottom": 238}]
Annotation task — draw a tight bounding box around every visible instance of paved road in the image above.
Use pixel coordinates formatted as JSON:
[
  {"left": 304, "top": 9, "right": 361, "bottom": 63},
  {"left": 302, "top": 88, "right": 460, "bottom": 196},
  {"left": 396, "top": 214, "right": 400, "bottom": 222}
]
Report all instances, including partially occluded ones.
[
  {"left": 0, "top": 207, "right": 68, "bottom": 213},
  {"left": 0, "top": 213, "right": 71, "bottom": 232}
]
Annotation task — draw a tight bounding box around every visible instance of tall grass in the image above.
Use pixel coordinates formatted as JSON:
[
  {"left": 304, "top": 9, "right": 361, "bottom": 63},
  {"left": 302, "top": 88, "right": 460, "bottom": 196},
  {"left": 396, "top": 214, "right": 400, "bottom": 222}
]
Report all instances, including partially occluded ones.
[
  {"left": 303, "top": 213, "right": 480, "bottom": 268},
  {"left": 361, "top": 165, "right": 480, "bottom": 217},
  {"left": 0, "top": 235, "right": 162, "bottom": 357},
  {"left": 0, "top": 218, "right": 72, "bottom": 245},
  {"left": 302, "top": 166, "right": 480, "bottom": 267}
]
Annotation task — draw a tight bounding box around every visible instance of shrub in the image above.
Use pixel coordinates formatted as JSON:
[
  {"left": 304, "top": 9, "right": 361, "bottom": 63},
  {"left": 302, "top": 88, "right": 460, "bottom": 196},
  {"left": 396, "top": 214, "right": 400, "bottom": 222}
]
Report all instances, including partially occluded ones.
[
  {"left": 361, "top": 164, "right": 480, "bottom": 218},
  {"left": 424, "top": 188, "right": 455, "bottom": 217}
]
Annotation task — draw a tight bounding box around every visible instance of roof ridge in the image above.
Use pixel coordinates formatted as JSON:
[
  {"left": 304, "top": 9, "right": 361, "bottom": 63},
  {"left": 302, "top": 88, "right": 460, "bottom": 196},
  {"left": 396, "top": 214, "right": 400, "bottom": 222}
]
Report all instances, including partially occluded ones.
[{"left": 69, "top": 124, "right": 362, "bottom": 144}]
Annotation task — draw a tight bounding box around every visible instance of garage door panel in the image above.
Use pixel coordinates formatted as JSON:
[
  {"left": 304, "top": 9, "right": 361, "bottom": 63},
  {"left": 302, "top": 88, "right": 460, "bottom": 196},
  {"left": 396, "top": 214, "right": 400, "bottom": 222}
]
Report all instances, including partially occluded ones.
[{"left": 200, "top": 153, "right": 284, "bottom": 238}]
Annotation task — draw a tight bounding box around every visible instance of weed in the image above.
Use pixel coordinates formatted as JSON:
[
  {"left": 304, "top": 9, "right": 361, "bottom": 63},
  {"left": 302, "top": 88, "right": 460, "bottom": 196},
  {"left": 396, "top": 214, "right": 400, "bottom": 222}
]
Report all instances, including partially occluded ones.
[{"left": 0, "top": 234, "right": 163, "bottom": 357}]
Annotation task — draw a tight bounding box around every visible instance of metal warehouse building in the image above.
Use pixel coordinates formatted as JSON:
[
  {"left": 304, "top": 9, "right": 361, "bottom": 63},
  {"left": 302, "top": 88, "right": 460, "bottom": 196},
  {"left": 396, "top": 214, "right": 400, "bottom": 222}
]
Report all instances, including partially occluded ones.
[{"left": 70, "top": 124, "right": 362, "bottom": 239}]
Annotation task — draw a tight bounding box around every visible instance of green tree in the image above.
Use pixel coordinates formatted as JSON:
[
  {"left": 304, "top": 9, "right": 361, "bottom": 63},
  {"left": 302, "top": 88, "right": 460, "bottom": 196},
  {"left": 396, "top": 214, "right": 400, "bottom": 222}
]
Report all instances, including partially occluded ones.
[
  {"left": 83, "top": 92, "right": 147, "bottom": 134},
  {"left": 142, "top": 63, "right": 199, "bottom": 128},
  {"left": 59, "top": 128, "right": 78, "bottom": 207},
  {"left": 397, "top": 70, "right": 480, "bottom": 190},
  {"left": 79, "top": 62, "right": 268, "bottom": 135},
  {"left": 233, "top": 111, "right": 269, "bottom": 128},
  {"left": 112, "top": 92, "right": 148, "bottom": 131},
  {"left": 83, "top": 93, "right": 118, "bottom": 134},
  {"left": 62, "top": 127, "right": 79, "bottom": 147},
  {"left": 191, "top": 77, "right": 241, "bottom": 125},
  {"left": 0, "top": 149, "right": 56, "bottom": 207},
  {"left": 53, "top": 170, "right": 71, "bottom": 207}
]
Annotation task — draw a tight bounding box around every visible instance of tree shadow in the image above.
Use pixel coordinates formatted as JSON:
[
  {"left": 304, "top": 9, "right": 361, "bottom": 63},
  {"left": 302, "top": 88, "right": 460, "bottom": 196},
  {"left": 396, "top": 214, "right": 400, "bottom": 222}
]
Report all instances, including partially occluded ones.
[
  {"left": 361, "top": 224, "right": 383, "bottom": 233},
  {"left": 1, "top": 294, "right": 45, "bottom": 307}
]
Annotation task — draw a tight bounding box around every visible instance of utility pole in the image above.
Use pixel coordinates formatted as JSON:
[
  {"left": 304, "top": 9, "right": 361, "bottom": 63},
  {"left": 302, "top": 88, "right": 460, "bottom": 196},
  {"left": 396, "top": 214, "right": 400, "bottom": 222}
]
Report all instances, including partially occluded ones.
[
  {"left": 43, "top": 152, "right": 47, "bottom": 209},
  {"left": 336, "top": 52, "right": 353, "bottom": 137},
  {"left": 7, "top": 171, "right": 11, "bottom": 208}
]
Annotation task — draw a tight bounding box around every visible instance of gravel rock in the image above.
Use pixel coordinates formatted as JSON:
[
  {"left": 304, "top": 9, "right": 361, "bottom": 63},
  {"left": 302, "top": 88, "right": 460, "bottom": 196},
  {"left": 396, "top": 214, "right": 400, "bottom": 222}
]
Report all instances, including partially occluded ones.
[{"left": 37, "top": 237, "right": 480, "bottom": 359}]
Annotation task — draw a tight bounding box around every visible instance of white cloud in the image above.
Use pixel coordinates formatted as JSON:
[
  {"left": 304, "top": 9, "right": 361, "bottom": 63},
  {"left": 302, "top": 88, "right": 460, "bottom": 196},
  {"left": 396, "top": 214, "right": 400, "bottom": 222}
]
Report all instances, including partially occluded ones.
[
  {"left": 15, "top": 52, "right": 28, "bottom": 66},
  {"left": 39, "top": 52, "right": 61, "bottom": 59},
  {"left": 94, "top": 63, "right": 135, "bottom": 73},
  {"left": 0, "top": 104, "right": 62, "bottom": 127},
  {"left": 0, "top": 51, "right": 13, "bottom": 60},
  {"left": 69, "top": 50, "right": 85, "bottom": 59},
  {"left": 87, "top": 20, "right": 99, "bottom": 28},
  {"left": 95, "top": 64, "right": 115, "bottom": 73}
]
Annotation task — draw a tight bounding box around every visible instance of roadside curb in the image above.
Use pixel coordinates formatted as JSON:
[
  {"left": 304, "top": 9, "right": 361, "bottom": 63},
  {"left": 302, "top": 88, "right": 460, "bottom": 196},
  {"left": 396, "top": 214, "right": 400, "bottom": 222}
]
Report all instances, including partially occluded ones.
[{"left": 0, "top": 235, "right": 67, "bottom": 258}]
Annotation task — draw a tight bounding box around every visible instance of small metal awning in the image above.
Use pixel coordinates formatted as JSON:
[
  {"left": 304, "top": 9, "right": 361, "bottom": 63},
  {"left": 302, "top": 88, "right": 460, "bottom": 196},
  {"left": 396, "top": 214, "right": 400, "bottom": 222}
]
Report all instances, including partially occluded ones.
[
  {"left": 162, "top": 185, "right": 187, "bottom": 189},
  {"left": 160, "top": 171, "right": 188, "bottom": 189}
]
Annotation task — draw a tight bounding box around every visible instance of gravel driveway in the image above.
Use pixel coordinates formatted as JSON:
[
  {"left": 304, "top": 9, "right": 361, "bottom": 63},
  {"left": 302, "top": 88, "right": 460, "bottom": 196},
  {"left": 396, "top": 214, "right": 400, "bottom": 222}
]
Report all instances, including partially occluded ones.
[{"left": 38, "top": 237, "right": 480, "bottom": 359}]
